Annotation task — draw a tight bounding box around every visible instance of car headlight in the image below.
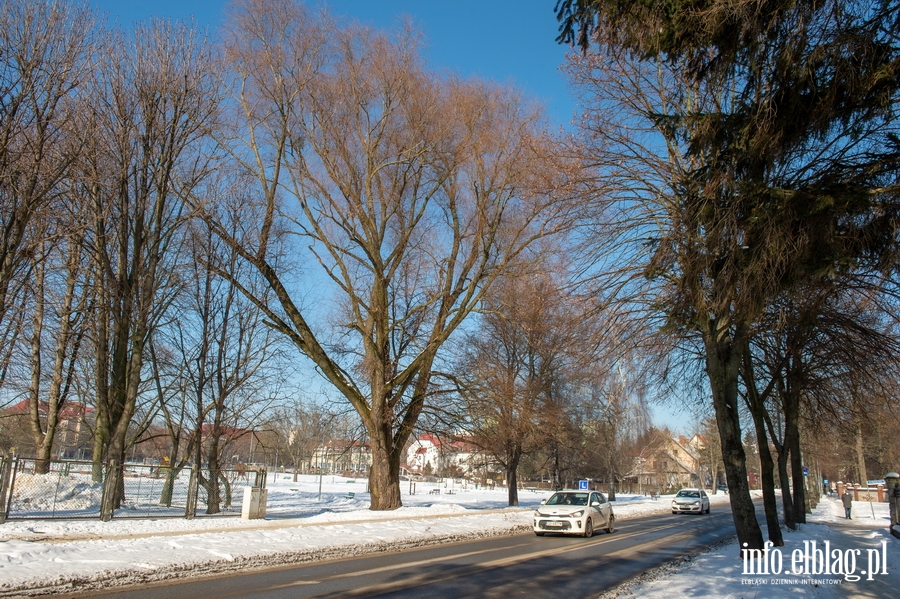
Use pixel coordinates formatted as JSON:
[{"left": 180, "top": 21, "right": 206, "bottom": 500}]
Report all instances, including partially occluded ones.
[
  {"left": 569, "top": 510, "right": 585, "bottom": 518},
  {"left": 692, "top": 501, "right": 700, "bottom": 506},
  {"left": 534, "top": 510, "right": 543, "bottom": 517},
  {"left": 671, "top": 500, "right": 677, "bottom": 505}
]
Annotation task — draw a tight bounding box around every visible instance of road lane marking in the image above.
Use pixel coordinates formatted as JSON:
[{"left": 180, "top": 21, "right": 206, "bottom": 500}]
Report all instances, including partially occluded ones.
[
  {"left": 326, "top": 541, "right": 536, "bottom": 578},
  {"left": 263, "top": 580, "right": 323, "bottom": 589}
]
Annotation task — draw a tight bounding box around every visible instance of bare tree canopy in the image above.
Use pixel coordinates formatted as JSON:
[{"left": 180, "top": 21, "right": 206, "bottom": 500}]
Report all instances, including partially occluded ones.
[
  {"left": 0, "top": 1, "right": 101, "bottom": 388},
  {"left": 82, "top": 17, "right": 221, "bottom": 509},
  {"left": 207, "top": 0, "right": 575, "bottom": 510}
]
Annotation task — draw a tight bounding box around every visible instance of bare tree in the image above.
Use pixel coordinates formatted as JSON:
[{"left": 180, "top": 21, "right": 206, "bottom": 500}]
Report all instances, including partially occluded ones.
[
  {"left": 457, "top": 272, "right": 594, "bottom": 506},
  {"left": 147, "top": 336, "right": 197, "bottom": 506},
  {"left": 187, "top": 214, "right": 287, "bottom": 514},
  {"left": 208, "top": 0, "right": 573, "bottom": 510},
  {"left": 79, "top": 19, "right": 219, "bottom": 513},
  {"left": 24, "top": 230, "right": 90, "bottom": 472},
  {"left": 269, "top": 399, "right": 329, "bottom": 479},
  {"left": 0, "top": 1, "right": 100, "bottom": 390},
  {"left": 580, "top": 358, "right": 651, "bottom": 500},
  {"left": 746, "top": 281, "right": 900, "bottom": 528}
]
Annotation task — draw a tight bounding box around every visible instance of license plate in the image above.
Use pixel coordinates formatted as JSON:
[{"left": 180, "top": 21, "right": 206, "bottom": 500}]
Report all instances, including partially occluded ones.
[{"left": 545, "top": 521, "right": 563, "bottom": 527}]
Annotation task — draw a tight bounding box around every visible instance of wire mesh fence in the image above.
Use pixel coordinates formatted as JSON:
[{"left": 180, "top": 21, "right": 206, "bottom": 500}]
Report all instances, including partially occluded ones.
[
  {"left": 0, "top": 456, "right": 266, "bottom": 522},
  {"left": 1, "top": 458, "right": 104, "bottom": 520}
]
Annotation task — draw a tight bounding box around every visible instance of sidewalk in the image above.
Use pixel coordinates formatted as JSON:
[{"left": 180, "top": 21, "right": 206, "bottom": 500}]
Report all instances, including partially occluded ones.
[
  {"left": 805, "top": 495, "right": 896, "bottom": 598},
  {"left": 599, "top": 495, "right": 899, "bottom": 599}
]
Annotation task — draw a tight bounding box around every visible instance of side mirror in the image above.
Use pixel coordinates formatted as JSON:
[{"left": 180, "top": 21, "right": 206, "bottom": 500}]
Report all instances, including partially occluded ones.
[{"left": 540, "top": 499, "right": 547, "bottom": 505}]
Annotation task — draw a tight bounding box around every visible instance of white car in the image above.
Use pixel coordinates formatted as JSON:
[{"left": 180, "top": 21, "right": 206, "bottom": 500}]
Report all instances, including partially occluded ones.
[
  {"left": 671, "top": 488, "right": 711, "bottom": 514},
  {"left": 533, "top": 490, "right": 615, "bottom": 537}
]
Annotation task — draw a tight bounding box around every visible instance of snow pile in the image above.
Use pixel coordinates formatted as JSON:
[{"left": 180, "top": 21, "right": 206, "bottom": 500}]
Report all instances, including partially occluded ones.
[{"left": 8, "top": 473, "right": 103, "bottom": 513}]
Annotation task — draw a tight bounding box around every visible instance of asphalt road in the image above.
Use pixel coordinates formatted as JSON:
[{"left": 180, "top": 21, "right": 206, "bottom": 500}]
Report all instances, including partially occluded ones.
[{"left": 70, "top": 508, "right": 741, "bottom": 599}]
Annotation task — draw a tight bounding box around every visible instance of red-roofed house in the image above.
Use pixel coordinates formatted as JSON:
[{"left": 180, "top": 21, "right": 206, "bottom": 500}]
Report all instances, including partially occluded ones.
[
  {"left": 405, "top": 433, "right": 487, "bottom": 477},
  {"left": 2, "top": 400, "right": 94, "bottom": 459}
]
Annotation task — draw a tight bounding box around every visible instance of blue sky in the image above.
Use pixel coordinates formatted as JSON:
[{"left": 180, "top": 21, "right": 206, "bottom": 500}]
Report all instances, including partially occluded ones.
[{"left": 91, "top": 1, "right": 577, "bottom": 127}]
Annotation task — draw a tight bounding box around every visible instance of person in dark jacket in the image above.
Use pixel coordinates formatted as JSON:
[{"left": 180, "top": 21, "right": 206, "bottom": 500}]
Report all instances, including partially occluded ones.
[{"left": 841, "top": 489, "right": 853, "bottom": 519}]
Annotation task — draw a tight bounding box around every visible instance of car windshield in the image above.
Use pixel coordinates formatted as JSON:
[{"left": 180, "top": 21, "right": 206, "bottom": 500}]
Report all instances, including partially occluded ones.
[
  {"left": 676, "top": 490, "right": 700, "bottom": 498},
  {"left": 546, "top": 493, "right": 588, "bottom": 506}
]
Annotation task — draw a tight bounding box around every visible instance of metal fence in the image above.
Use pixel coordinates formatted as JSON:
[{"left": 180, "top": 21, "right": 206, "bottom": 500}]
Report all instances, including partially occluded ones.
[{"left": 0, "top": 456, "right": 266, "bottom": 522}]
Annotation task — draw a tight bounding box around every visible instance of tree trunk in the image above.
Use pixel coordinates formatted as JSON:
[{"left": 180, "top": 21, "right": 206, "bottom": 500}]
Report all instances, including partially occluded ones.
[
  {"left": 855, "top": 417, "right": 868, "bottom": 487},
  {"left": 205, "top": 429, "right": 223, "bottom": 514},
  {"left": 789, "top": 436, "right": 807, "bottom": 522},
  {"left": 101, "top": 337, "right": 144, "bottom": 511},
  {"left": 742, "top": 343, "right": 783, "bottom": 545},
  {"left": 91, "top": 273, "right": 110, "bottom": 483},
  {"left": 159, "top": 466, "right": 180, "bottom": 506},
  {"left": 506, "top": 444, "right": 522, "bottom": 507},
  {"left": 29, "top": 259, "right": 50, "bottom": 474},
  {"left": 783, "top": 390, "right": 806, "bottom": 525},
  {"left": 368, "top": 433, "right": 402, "bottom": 510},
  {"left": 704, "top": 324, "right": 764, "bottom": 551},
  {"left": 777, "top": 446, "right": 795, "bottom": 529},
  {"left": 750, "top": 412, "right": 783, "bottom": 545},
  {"left": 91, "top": 425, "right": 105, "bottom": 483}
]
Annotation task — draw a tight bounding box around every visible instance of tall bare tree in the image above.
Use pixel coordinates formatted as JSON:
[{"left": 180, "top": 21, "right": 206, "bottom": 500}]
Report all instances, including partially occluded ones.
[
  {"left": 80, "top": 19, "right": 219, "bottom": 512},
  {"left": 209, "top": 0, "right": 573, "bottom": 510},
  {"left": 0, "top": 0, "right": 100, "bottom": 391}
]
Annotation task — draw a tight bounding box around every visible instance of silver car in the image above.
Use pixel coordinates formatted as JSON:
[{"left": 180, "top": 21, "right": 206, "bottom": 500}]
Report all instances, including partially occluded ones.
[
  {"left": 533, "top": 490, "right": 615, "bottom": 537},
  {"left": 671, "top": 488, "right": 711, "bottom": 514}
]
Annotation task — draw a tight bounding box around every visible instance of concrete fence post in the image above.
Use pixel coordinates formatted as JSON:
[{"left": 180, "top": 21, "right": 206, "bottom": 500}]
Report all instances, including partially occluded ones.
[{"left": 184, "top": 463, "right": 199, "bottom": 520}]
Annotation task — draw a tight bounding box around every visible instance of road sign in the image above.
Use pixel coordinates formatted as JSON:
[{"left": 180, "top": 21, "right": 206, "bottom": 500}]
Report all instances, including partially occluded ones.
[
  {"left": 578, "top": 479, "right": 589, "bottom": 491},
  {"left": 802, "top": 466, "right": 809, "bottom": 477}
]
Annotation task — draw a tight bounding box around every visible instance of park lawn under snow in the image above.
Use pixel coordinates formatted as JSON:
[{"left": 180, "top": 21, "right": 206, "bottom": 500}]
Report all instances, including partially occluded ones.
[{"left": 0, "top": 473, "right": 896, "bottom": 598}]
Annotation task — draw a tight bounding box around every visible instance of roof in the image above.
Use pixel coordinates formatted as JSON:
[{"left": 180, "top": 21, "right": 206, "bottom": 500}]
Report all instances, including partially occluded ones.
[
  {"left": 413, "top": 434, "right": 479, "bottom": 453},
  {"left": 6, "top": 400, "right": 93, "bottom": 419}
]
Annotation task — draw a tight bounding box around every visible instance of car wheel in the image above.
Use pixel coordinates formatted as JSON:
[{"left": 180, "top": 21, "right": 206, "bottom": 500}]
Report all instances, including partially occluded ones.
[
  {"left": 706, "top": 505, "right": 711, "bottom": 514},
  {"left": 535, "top": 531, "right": 545, "bottom": 536},
  {"left": 605, "top": 514, "right": 615, "bottom": 534},
  {"left": 672, "top": 510, "right": 677, "bottom": 514},
  {"left": 583, "top": 518, "right": 593, "bottom": 538}
]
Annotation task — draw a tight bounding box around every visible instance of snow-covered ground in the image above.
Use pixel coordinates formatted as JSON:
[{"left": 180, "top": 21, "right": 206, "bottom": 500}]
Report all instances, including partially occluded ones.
[
  {"left": 0, "top": 474, "right": 895, "bottom": 598},
  {"left": 601, "top": 494, "right": 899, "bottom": 599}
]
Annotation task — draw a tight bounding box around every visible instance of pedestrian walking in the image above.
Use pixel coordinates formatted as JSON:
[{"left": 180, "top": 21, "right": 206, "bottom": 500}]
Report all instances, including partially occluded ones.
[{"left": 841, "top": 488, "right": 853, "bottom": 519}]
